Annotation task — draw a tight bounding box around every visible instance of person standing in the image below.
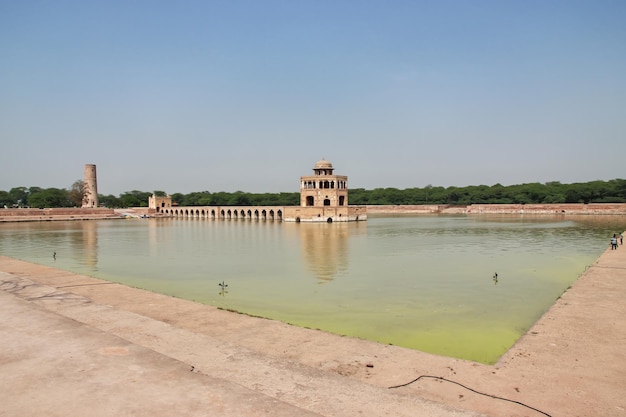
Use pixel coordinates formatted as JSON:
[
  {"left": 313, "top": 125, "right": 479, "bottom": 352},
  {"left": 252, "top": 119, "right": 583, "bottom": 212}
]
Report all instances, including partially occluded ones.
[{"left": 611, "top": 235, "right": 618, "bottom": 250}]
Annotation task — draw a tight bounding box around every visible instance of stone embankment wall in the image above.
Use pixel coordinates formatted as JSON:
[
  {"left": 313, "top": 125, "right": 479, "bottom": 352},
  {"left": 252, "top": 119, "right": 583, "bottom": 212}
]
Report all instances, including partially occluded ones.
[
  {"left": 2, "top": 203, "right": 626, "bottom": 223},
  {"left": 469, "top": 203, "right": 626, "bottom": 214},
  {"left": 366, "top": 205, "right": 446, "bottom": 214},
  {"left": 367, "top": 203, "right": 626, "bottom": 215},
  {"left": 0, "top": 208, "right": 119, "bottom": 222}
]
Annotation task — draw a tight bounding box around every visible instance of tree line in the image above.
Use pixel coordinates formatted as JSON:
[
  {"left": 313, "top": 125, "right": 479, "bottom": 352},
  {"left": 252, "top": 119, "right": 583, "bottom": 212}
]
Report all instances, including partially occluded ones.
[{"left": 1, "top": 179, "right": 625, "bottom": 209}]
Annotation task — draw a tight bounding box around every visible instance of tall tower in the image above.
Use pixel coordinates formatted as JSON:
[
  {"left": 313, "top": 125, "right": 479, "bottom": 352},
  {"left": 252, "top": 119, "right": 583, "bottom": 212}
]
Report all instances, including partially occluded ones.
[
  {"left": 300, "top": 159, "right": 348, "bottom": 208},
  {"left": 82, "top": 164, "right": 99, "bottom": 208}
]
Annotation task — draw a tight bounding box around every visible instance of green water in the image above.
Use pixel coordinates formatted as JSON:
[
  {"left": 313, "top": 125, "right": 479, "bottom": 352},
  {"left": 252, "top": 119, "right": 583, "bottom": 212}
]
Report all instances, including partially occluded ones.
[{"left": 1, "top": 214, "right": 624, "bottom": 364}]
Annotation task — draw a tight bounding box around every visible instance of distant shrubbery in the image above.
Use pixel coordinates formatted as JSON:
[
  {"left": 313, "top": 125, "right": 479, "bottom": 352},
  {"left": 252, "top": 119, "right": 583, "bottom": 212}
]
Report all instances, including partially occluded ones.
[
  {"left": 168, "top": 191, "right": 300, "bottom": 207},
  {"left": 349, "top": 179, "right": 626, "bottom": 205},
  {"left": 1, "top": 179, "right": 625, "bottom": 209}
]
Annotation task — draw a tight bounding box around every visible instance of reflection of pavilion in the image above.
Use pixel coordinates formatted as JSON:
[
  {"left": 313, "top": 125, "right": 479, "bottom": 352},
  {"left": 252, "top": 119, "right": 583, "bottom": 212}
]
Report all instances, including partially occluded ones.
[{"left": 296, "top": 222, "right": 367, "bottom": 283}]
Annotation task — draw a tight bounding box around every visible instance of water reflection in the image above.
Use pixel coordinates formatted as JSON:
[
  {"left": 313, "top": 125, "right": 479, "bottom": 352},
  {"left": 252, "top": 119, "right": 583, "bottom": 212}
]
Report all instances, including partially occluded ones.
[
  {"left": 285, "top": 222, "right": 367, "bottom": 283},
  {"left": 80, "top": 221, "right": 98, "bottom": 270},
  {"left": 302, "top": 223, "right": 348, "bottom": 283}
]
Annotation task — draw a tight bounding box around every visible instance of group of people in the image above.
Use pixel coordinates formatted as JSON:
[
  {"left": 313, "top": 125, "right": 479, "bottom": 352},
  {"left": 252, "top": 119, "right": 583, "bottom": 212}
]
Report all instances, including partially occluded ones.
[{"left": 610, "top": 233, "right": 624, "bottom": 250}]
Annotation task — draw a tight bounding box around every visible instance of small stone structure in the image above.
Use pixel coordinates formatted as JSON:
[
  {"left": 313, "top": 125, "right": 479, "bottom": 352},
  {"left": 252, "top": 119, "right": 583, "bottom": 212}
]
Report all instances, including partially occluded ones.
[
  {"left": 148, "top": 194, "right": 172, "bottom": 213},
  {"left": 81, "top": 164, "right": 99, "bottom": 208}
]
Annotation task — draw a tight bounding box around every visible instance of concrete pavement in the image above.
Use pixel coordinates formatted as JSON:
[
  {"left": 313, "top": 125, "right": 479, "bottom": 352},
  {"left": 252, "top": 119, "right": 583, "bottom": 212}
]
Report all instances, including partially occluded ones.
[
  {"left": 0, "top": 266, "right": 480, "bottom": 417},
  {"left": 0, "top": 288, "right": 325, "bottom": 417}
]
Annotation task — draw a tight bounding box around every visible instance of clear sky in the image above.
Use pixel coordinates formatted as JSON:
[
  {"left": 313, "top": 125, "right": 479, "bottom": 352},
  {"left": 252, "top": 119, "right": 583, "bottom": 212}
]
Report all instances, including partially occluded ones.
[{"left": 1, "top": 1, "right": 625, "bottom": 196}]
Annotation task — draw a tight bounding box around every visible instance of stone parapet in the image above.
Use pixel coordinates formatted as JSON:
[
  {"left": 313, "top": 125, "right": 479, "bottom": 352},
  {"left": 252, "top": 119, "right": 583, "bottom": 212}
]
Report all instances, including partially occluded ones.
[
  {"left": 468, "top": 203, "right": 626, "bottom": 214},
  {"left": 366, "top": 205, "right": 457, "bottom": 214},
  {"left": 0, "top": 208, "right": 119, "bottom": 222},
  {"left": 367, "top": 203, "right": 626, "bottom": 215}
]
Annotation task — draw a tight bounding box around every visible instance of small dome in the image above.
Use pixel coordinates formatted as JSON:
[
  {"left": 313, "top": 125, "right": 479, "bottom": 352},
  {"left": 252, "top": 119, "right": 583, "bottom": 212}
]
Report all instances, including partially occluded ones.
[{"left": 314, "top": 159, "right": 333, "bottom": 169}]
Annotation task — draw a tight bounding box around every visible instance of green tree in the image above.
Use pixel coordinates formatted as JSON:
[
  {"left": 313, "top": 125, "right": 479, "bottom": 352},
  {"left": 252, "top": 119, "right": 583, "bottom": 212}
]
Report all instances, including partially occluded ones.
[
  {"left": 447, "top": 187, "right": 461, "bottom": 204},
  {"left": 0, "top": 190, "right": 12, "bottom": 208},
  {"left": 209, "top": 192, "right": 230, "bottom": 205},
  {"left": 349, "top": 188, "right": 368, "bottom": 205},
  {"left": 428, "top": 186, "right": 448, "bottom": 204},
  {"left": 278, "top": 192, "right": 299, "bottom": 205},
  {"left": 9, "top": 187, "right": 29, "bottom": 207},
  {"left": 119, "top": 190, "right": 151, "bottom": 207},
  {"left": 368, "top": 188, "right": 391, "bottom": 204},
  {"left": 69, "top": 180, "right": 85, "bottom": 207},
  {"left": 170, "top": 193, "right": 185, "bottom": 206},
  {"left": 28, "top": 188, "right": 71, "bottom": 208},
  {"left": 227, "top": 191, "right": 251, "bottom": 206},
  {"left": 99, "top": 194, "right": 121, "bottom": 208},
  {"left": 181, "top": 191, "right": 211, "bottom": 206}
]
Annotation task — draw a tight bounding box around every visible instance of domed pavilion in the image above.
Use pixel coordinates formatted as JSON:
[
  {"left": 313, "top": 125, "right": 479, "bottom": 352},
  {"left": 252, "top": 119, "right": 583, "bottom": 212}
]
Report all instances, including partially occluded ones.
[{"left": 283, "top": 159, "right": 366, "bottom": 223}]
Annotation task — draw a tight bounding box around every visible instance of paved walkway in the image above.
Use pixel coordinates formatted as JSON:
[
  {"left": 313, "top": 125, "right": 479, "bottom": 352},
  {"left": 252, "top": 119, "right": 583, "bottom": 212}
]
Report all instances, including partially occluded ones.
[
  {"left": 1, "top": 235, "right": 625, "bottom": 417},
  {"left": 0, "top": 289, "right": 325, "bottom": 417},
  {"left": 0, "top": 260, "right": 478, "bottom": 417}
]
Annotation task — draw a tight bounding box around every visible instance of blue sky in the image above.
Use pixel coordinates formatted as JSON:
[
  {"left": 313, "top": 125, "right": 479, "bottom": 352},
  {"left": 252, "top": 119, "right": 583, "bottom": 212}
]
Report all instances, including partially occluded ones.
[{"left": 1, "top": 0, "right": 625, "bottom": 196}]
